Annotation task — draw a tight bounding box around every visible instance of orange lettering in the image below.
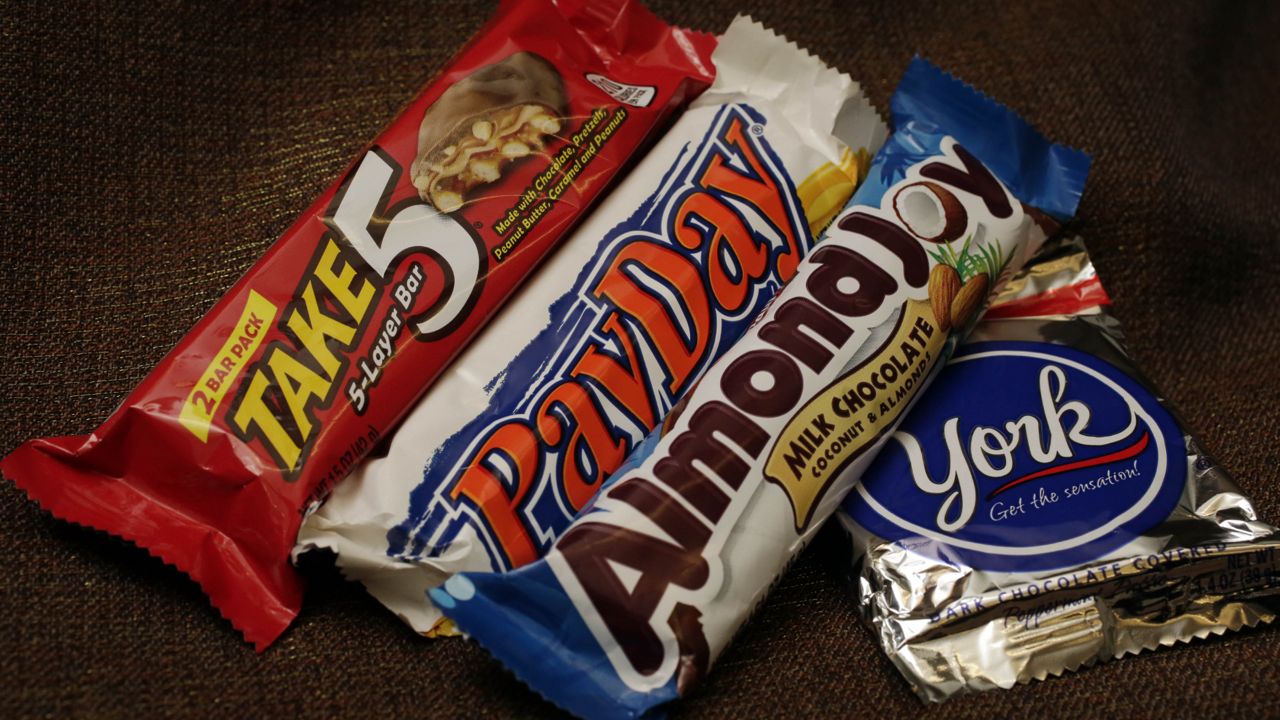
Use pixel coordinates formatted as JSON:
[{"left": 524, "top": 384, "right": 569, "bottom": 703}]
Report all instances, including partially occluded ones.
[
  {"left": 447, "top": 423, "right": 542, "bottom": 568},
  {"left": 592, "top": 242, "right": 710, "bottom": 397},
  {"left": 570, "top": 313, "right": 656, "bottom": 430},
  {"left": 674, "top": 192, "right": 768, "bottom": 313},
  {"left": 536, "top": 381, "right": 628, "bottom": 511},
  {"left": 703, "top": 117, "right": 800, "bottom": 281}
]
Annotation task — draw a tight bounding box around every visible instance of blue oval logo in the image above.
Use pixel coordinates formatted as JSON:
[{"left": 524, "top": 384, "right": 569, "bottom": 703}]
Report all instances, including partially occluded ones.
[{"left": 847, "top": 340, "right": 1185, "bottom": 571}]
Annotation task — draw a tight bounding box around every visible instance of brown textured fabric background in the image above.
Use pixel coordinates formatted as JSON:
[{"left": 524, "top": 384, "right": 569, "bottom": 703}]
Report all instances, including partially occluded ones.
[{"left": 3, "top": 0, "right": 1279, "bottom": 717}]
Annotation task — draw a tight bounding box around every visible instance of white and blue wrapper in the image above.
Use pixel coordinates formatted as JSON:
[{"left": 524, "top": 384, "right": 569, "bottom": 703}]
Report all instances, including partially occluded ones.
[
  {"left": 432, "top": 59, "right": 1090, "bottom": 718},
  {"left": 294, "top": 16, "right": 885, "bottom": 635}
]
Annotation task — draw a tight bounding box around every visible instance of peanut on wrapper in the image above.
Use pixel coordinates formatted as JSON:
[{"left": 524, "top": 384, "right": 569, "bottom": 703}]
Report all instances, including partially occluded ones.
[{"left": 410, "top": 52, "right": 568, "bottom": 212}]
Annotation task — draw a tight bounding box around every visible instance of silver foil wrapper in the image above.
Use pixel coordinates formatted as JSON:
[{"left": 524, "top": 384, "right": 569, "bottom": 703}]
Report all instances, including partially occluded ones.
[{"left": 837, "top": 237, "right": 1280, "bottom": 702}]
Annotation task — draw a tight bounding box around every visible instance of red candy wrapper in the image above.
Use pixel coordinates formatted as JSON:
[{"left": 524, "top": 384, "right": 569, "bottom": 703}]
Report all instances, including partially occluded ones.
[{"left": 1, "top": 0, "right": 715, "bottom": 650}]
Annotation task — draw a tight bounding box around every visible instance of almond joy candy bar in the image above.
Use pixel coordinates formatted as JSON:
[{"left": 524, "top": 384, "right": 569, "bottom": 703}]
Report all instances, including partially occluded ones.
[
  {"left": 429, "top": 58, "right": 1090, "bottom": 719},
  {"left": 0, "top": 0, "right": 716, "bottom": 650}
]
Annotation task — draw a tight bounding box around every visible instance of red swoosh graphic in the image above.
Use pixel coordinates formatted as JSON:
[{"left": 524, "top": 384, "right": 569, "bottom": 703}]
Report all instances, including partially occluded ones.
[{"left": 985, "top": 431, "right": 1150, "bottom": 501}]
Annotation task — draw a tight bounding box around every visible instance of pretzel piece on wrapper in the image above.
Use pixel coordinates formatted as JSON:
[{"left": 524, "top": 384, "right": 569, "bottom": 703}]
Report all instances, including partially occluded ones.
[{"left": 410, "top": 52, "right": 567, "bottom": 212}]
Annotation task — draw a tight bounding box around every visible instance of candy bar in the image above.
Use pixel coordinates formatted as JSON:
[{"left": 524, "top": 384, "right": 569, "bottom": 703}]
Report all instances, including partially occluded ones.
[
  {"left": 838, "top": 236, "right": 1280, "bottom": 701},
  {"left": 0, "top": 0, "right": 716, "bottom": 650},
  {"left": 294, "top": 15, "right": 887, "bottom": 636}
]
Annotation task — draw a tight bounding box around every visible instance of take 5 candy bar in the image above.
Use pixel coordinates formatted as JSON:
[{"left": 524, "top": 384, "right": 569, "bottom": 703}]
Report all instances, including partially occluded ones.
[
  {"left": 294, "top": 16, "right": 887, "bottom": 636},
  {"left": 429, "top": 58, "right": 1090, "bottom": 719},
  {"left": 838, "top": 236, "right": 1280, "bottom": 701},
  {"left": 0, "top": 0, "right": 717, "bottom": 650}
]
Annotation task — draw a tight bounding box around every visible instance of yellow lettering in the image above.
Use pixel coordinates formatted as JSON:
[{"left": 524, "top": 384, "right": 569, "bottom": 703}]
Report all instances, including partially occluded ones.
[
  {"left": 285, "top": 281, "right": 357, "bottom": 378},
  {"left": 180, "top": 290, "right": 277, "bottom": 443},
  {"left": 231, "top": 372, "right": 302, "bottom": 469},
  {"left": 314, "top": 238, "right": 374, "bottom": 324},
  {"left": 266, "top": 348, "right": 330, "bottom": 439}
]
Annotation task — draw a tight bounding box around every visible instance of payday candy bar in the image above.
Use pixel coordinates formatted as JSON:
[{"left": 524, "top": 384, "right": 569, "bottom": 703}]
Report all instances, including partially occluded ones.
[
  {"left": 295, "top": 15, "right": 886, "bottom": 636},
  {"left": 430, "top": 58, "right": 1089, "bottom": 718},
  {"left": 0, "top": 0, "right": 715, "bottom": 650},
  {"left": 838, "top": 236, "right": 1280, "bottom": 701}
]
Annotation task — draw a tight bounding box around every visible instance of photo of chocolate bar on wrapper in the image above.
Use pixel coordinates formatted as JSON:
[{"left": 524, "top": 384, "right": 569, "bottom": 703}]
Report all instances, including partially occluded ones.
[{"left": 410, "top": 52, "right": 568, "bottom": 212}]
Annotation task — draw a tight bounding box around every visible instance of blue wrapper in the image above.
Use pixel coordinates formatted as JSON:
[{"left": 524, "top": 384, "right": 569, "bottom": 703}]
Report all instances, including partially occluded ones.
[{"left": 434, "top": 56, "right": 1089, "bottom": 719}]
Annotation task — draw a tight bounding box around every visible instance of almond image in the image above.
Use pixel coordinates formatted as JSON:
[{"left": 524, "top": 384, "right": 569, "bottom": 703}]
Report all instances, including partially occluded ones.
[
  {"left": 928, "top": 264, "right": 961, "bottom": 332},
  {"left": 950, "top": 272, "right": 990, "bottom": 329}
]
